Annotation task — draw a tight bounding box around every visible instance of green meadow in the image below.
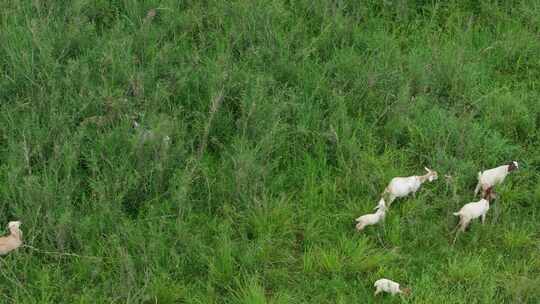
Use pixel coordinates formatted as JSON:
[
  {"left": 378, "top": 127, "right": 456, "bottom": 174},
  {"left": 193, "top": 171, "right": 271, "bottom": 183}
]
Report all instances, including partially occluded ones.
[{"left": 1, "top": 1, "right": 539, "bottom": 303}]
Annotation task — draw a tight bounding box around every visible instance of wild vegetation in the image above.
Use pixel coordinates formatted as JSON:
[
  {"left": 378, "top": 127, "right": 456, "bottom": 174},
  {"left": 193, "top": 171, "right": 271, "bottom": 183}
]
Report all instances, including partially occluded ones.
[{"left": 1, "top": 1, "right": 539, "bottom": 303}]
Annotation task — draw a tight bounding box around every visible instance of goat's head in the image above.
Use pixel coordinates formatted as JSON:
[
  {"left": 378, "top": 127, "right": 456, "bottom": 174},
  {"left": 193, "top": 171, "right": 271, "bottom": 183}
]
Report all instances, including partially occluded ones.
[
  {"left": 7, "top": 221, "right": 21, "bottom": 230},
  {"left": 482, "top": 187, "right": 497, "bottom": 201},
  {"left": 373, "top": 198, "right": 387, "bottom": 212},
  {"left": 424, "top": 167, "right": 438, "bottom": 181},
  {"left": 507, "top": 161, "right": 519, "bottom": 172}
]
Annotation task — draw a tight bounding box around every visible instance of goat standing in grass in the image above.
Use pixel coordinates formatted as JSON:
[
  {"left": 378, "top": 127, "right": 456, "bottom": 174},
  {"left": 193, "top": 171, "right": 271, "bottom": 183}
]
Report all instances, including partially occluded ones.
[
  {"left": 374, "top": 278, "right": 411, "bottom": 296},
  {"left": 355, "top": 199, "right": 387, "bottom": 232},
  {"left": 382, "top": 167, "right": 438, "bottom": 206},
  {"left": 0, "top": 221, "right": 22, "bottom": 255},
  {"left": 474, "top": 161, "right": 518, "bottom": 197},
  {"left": 454, "top": 187, "right": 496, "bottom": 233}
]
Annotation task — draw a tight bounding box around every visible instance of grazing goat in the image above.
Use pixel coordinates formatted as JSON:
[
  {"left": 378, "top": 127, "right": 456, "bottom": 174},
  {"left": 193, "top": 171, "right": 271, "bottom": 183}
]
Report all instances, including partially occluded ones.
[
  {"left": 0, "top": 221, "right": 22, "bottom": 255},
  {"left": 374, "top": 278, "right": 411, "bottom": 296},
  {"left": 355, "top": 199, "right": 386, "bottom": 232},
  {"left": 453, "top": 188, "right": 495, "bottom": 232},
  {"left": 474, "top": 161, "right": 518, "bottom": 197},
  {"left": 382, "top": 167, "right": 438, "bottom": 205}
]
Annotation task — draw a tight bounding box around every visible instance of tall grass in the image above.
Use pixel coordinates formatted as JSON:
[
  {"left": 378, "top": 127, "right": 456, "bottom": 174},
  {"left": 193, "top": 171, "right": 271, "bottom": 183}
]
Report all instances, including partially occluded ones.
[{"left": 0, "top": 0, "right": 539, "bottom": 302}]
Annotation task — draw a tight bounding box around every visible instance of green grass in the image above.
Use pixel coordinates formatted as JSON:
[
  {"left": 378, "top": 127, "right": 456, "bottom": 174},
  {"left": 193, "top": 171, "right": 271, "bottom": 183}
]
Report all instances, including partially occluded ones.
[{"left": 1, "top": 0, "right": 540, "bottom": 303}]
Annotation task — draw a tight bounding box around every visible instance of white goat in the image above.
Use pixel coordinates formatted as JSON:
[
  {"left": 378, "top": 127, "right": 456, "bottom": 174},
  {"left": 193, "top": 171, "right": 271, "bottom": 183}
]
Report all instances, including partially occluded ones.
[
  {"left": 0, "top": 221, "right": 22, "bottom": 255},
  {"left": 374, "top": 278, "right": 411, "bottom": 296},
  {"left": 355, "top": 199, "right": 386, "bottom": 232},
  {"left": 453, "top": 188, "right": 495, "bottom": 232},
  {"left": 382, "top": 167, "right": 438, "bottom": 205},
  {"left": 474, "top": 161, "right": 518, "bottom": 197}
]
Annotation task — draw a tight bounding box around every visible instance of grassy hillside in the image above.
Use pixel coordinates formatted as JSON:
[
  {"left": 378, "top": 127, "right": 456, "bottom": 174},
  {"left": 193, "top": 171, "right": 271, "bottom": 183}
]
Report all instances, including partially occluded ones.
[{"left": 1, "top": 1, "right": 539, "bottom": 303}]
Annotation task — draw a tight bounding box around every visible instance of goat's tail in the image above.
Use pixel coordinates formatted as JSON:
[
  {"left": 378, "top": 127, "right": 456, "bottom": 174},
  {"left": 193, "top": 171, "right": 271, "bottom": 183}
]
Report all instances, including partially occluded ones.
[{"left": 453, "top": 212, "right": 460, "bottom": 216}]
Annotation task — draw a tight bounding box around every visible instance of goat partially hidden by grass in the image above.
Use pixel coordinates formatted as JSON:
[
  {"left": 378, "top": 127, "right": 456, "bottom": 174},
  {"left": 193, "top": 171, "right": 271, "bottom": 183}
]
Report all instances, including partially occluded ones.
[
  {"left": 0, "top": 221, "right": 22, "bottom": 255},
  {"left": 382, "top": 167, "right": 438, "bottom": 206},
  {"left": 374, "top": 278, "right": 411, "bottom": 296}
]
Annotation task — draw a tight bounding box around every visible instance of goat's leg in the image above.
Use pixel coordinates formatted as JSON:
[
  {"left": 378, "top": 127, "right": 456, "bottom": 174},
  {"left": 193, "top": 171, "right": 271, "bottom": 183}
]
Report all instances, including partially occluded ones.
[
  {"left": 460, "top": 219, "right": 469, "bottom": 232},
  {"left": 481, "top": 214, "right": 486, "bottom": 225},
  {"left": 374, "top": 288, "right": 382, "bottom": 296},
  {"left": 457, "top": 218, "right": 464, "bottom": 231},
  {"left": 474, "top": 182, "right": 481, "bottom": 196}
]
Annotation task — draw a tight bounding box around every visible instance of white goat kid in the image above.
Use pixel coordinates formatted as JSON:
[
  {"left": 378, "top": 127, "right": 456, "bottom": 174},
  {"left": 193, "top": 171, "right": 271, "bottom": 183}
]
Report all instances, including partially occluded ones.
[
  {"left": 453, "top": 188, "right": 495, "bottom": 232},
  {"left": 373, "top": 278, "right": 411, "bottom": 296},
  {"left": 355, "top": 199, "right": 386, "bottom": 232},
  {"left": 383, "top": 167, "right": 438, "bottom": 206},
  {"left": 0, "top": 221, "right": 23, "bottom": 255},
  {"left": 474, "top": 161, "right": 518, "bottom": 197}
]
